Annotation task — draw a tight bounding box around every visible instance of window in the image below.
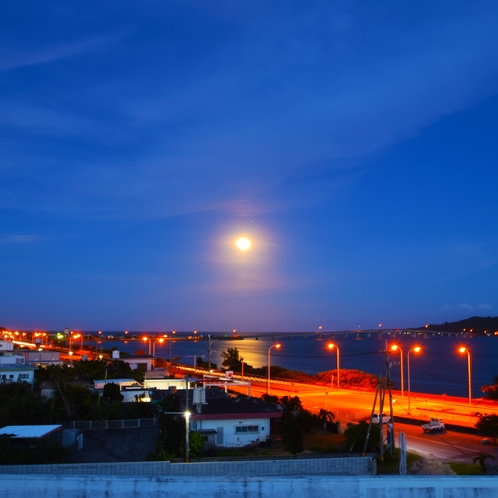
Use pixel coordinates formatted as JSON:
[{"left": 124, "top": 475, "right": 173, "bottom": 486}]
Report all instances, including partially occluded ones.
[{"left": 235, "top": 425, "right": 259, "bottom": 433}]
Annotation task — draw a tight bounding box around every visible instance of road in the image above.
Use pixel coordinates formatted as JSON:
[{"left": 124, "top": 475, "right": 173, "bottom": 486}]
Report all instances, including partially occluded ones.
[{"left": 225, "top": 376, "right": 498, "bottom": 464}]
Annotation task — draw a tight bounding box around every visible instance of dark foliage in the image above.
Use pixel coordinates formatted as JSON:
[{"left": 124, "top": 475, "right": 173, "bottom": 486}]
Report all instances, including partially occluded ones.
[
  {"left": 281, "top": 413, "right": 304, "bottom": 454},
  {"left": 475, "top": 413, "right": 498, "bottom": 444},
  {"left": 422, "top": 316, "right": 498, "bottom": 335},
  {"left": 344, "top": 421, "right": 380, "bottom": 452},
  {"left": 0, "top": 435, "right": 67, "bottom": 465},
  {"left": 481, "top": 376, "right": 498, "bottom": 401}
]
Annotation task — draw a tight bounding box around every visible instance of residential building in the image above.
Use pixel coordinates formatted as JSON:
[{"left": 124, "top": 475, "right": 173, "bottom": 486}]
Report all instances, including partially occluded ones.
[{"left": 179, "top": 388, "right": 282, "bottom": 448}]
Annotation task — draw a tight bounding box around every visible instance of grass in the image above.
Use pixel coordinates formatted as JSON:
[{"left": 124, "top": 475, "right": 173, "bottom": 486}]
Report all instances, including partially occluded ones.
[
  {"left": 376, "top": 448, "right": 421, "bottom": 474},
  {"left": 449, "top": 462, "right": 486, "bottom": 475},
  {"left": 303, "top": 427, "right": 346, "bottom": 453}
]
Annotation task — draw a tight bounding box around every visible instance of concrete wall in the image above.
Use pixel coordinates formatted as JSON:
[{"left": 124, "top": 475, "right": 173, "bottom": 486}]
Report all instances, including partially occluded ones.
[
  {"left": 0, "top": 456, "right": 373, "bottom": 477},
  {"left": 3, "top": 474, "right": 498, "bottom": 498}
]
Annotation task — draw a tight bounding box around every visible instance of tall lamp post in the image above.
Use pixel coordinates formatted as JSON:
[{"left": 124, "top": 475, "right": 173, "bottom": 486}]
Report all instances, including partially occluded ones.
[
  {"left": 458, "top": 347, "right": 472, "bottom": 405},
  {"left": 142, "top": 336, "right": 152, "bottom": 356},
  {"left": 407, "top": 346, "right": 421, "bottom": 415},
  {"left": 327, "top": 343, "right": 340, "bottom": 387},
  {"left": 267, "top": 343, "right": 281, "bottom": 394},
  {"left": 390, "top": 344, "right": 404, "bottom": 396}
]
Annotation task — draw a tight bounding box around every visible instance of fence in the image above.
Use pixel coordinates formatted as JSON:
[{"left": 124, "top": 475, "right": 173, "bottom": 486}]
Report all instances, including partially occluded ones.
[
  {"left": 64, "top": 418, "right": 158, "bottom": 430},
  {"left": 0, "top": 455, "right": 375, "bottom": 477}
]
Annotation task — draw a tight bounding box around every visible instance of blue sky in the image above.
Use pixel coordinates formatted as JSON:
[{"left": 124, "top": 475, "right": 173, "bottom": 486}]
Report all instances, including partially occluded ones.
[{"left": 1, "top": 1, "right": 498, "bottom": 332}]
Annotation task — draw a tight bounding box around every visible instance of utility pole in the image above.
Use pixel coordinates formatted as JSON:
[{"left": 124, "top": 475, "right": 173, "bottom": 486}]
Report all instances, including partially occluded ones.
[
  {"left": 185, "top": 375, "right": 190, "bottom": 462},
  {"left": 208, "top": 334, "right": 212, "bottom": 371}
]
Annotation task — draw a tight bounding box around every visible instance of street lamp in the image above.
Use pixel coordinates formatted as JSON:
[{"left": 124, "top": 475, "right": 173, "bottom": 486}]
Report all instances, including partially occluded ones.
[
  {"left": 184, "top": 410, "right": 191, "bottom": 463},
  {"left": 390, "top": 344, "right": 404, "bottom": 396},
  {"left": 73, "top": 333, "right": 83, "bottom": 351},
  {"left": 407, "top": 346, "right": 421, "bottom": 415},
  {"left": 152, "top": 337, "right": 164, "bottom": 357},
  {"left": 142, "top": 336, "right": 152, "bottom": 355},
  {"left": 327, "top": 343, "right": 340, "bottom": 387},
  {"left": 458, "top": 347, "right": 472, "bottom": 405},
  {"left": 267, "top": 343, "right": 281, "bottom": 394}
]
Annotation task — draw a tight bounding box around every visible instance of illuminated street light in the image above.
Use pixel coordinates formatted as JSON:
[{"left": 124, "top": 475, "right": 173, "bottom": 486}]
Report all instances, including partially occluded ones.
[
  {"left": 68, "top": 350, "right": 74, "bottom": 367},
  {"left": 407, "top": 346, "right": 421, "bottom": 415},
  {"left": 184, "top": 410, "right": 191, "bottom": 463},
  {"left": 142, "top": 336, "right": 152, "bottom": 356},
  {"left": 267, "top": 343, "right": 282, "bottom": 394},
  {"left": 390, "top": 344, "right": 404, "bottom": 396},
  {"left": 73, "top": 333, "right": 83, "bottom": 351},
  {"left": 458, "top": 347, "right": 472, "bottom": 405},
  {"left": 327, "top": 343, "right": 340, "bottom": 387}
]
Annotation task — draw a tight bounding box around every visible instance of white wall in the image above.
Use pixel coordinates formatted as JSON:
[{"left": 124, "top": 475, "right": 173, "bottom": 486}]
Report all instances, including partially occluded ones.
[
  {"left": 192, "top": 417, "right": 270, "bottom": 447},
  {"left": 0, "top": 355, "right": 25, "bottom": 365},
  {"left": 0, "top": 340, "right": 14, "bottom": 351},
  {"left": 3, "top": 475, "right": 498, "bottom": 498},
  {"left": 0, "top": 367, "right": 34, "bottom": 383},
  {"left": 144, "top": 378, "right": 187, "bottom": 390}
]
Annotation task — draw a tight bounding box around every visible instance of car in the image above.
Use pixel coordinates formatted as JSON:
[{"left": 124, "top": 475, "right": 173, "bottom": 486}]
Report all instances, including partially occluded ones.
[
  {"left": 371, "top": 413, "right": 391, "bottom": 424},
  {"left": 422, "top": 418, "right": 445, "bottom": 432}
]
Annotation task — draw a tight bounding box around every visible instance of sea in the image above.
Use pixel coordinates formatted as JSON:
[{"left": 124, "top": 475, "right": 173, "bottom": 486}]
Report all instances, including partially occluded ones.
[{"left": 90, "top": 331, "right": 498, "bottom": 399}]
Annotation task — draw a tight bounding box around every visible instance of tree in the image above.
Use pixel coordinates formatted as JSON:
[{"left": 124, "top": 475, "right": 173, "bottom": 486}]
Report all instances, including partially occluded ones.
[
  {"left": 220, "top": 347, "right": 243, "bottom": 370},
  {"left": 261, "top": 394, "right": 279, "bottom": 403},
  {"left": 102, "top": 382, "right": 123, "bottom": 402},
  {"left": 344, "top": 421, "right": 380, "bottom": 452},
  {"left": 0, "top": 383, "right": 48, "bottom": 426},
  {"left": 280, "top": 395, "right": 302, "bottom": 414},
  {"left": 481, "top": 376, "right": 498, "bottom": 401},
  {"left": 180, "top": 431, "right": 205, "bottom": 459},
  {"left": 318, "top": 409, "right": 335, "bottom": 430},
  {"left": 473, "top": 452, "right": 494, "bottom": 473},
  {"left": 475, "top": 413, "right": 498, "bottom": 444},
  {"left": 281, "top": 413, "right": 304, "bottom": 454},
  {"left": 297, "top": 409, "right": 318, "bottom": 433}
]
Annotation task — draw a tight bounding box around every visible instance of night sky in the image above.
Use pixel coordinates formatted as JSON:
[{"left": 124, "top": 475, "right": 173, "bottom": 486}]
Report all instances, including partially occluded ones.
[{"left": 1, "top": 2, "right": 497, "bottom": 332}]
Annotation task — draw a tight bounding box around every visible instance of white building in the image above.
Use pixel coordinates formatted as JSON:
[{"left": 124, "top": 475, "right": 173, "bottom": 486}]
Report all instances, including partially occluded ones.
[
  {"left": 20, "top": 350, "right": 62, "bottom": 366},
  {"left": 111, "top": 350, "right": 153, "bottom": 371},
  {"left": 0, "top": 354, "right": 26, "bottom": 365},
  {"left": 183, "top": 390, "right": 282, "bottom": 448},
  {"left": 0, "top": 340, "right": 14, "bottom": 352},
  {"left": 0, "top": 364, "right": 35, "bottom": 384}
]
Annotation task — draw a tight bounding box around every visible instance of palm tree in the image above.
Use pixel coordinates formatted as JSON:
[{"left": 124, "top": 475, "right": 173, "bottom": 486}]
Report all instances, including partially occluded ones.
[
  {"left": 318, "top": 408, "right": 335, "bottom": 430},
  {"left": 473, "top": 452, "right": 494, "bottom": 473}
]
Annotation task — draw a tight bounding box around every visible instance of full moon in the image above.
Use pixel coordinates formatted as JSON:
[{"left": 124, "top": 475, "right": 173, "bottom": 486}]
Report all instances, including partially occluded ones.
[{"left": 235, "top": 237, "right": 252, "bottom": 251}]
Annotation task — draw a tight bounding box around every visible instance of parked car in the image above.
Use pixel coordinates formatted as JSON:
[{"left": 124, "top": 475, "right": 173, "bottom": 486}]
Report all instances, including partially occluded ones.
[{"left": 371, "top": 413, "right": 391, "bottom": 424}]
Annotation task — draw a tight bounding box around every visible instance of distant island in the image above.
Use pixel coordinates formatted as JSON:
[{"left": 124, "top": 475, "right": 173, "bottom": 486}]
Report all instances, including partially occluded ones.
[{"left": 419, "top": 316, "right": 498, "bottom": 335}]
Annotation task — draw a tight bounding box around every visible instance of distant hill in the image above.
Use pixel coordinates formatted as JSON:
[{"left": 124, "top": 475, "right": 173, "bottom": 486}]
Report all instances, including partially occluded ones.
[{"left": 421, "top": 316, "right": 498, "bottom": 335}]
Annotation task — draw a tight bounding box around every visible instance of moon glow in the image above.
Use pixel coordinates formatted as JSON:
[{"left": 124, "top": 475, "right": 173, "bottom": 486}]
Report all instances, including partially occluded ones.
[{"left": 235, "top": 237, "right": 252, "bottom": 251}]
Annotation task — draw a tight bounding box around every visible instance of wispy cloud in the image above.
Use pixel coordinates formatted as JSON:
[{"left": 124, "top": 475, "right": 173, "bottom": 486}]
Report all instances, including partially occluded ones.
[
  {"left": 0, "top": 234, "right": 36, "bottom": 244},
  {"left": 0, "top": 30, "right": 132, "bottom": 74}
]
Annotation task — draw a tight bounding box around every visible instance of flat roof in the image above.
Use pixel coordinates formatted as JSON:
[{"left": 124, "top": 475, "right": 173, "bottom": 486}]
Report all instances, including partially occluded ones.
[{"left": 0, "top": 425, "right": 62, "bottom": 438}]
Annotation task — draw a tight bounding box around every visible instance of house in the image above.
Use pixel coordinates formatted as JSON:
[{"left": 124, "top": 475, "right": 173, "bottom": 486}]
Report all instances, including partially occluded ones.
[
  {"left": 20, "top": 350, "right": 63, "bottom": 366},
  {"left": 0, "top": 424, "right": 82, "bottom": 452},
  {"left": 0, "top": 340, "right": 14, "bottom": 352},
  {"left": 179, "top": 388, "right": 282, "bottom": 448},
  {"left": 111, "top": 350, "right": 153, "bottom": 371},
  {"left": 0, "top": 364, "right": 35, "bottom": 384},
  {"left": 0, "top": 425, "right": 62, "bottom": 441},
  {"left": 0, "top": 353, "right": 26, "bottom": 365}
]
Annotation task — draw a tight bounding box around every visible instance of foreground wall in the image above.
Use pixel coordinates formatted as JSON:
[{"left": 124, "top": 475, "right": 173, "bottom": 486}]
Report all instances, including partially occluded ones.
[
  {"left": 3, "top": 475, "right": 498, "bottom": 498},
  {"left": 0, "top": 456, "right": 374, "bottom": 477}
]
